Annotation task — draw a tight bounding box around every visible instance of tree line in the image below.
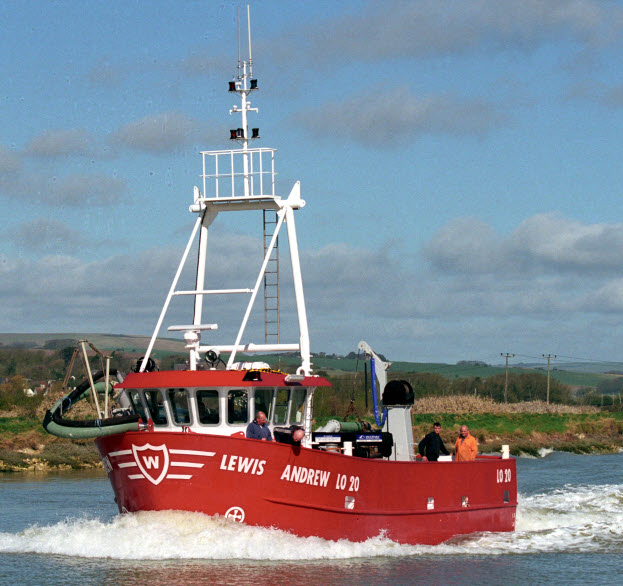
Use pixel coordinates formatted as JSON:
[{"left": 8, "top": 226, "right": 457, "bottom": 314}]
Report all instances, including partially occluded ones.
[
  {"left": 313, "top": 370, "right": 621, "bottom": 416},
  {"left": 1, "top": 346, "right": 620, "bottom": 418}
]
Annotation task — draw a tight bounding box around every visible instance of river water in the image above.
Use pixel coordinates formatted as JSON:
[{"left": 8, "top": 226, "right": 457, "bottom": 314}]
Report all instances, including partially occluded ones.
[{"left": 0, "top": 451, "right": 621, "bottom": 585}]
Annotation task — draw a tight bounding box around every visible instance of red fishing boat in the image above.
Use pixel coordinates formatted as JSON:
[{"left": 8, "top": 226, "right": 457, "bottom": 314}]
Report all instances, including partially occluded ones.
[{"left": 44, "top": 8, "right": 516, "bottom": 545}]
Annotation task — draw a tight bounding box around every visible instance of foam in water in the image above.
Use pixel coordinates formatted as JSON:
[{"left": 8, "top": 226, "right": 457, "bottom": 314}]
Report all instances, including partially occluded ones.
[{"left": 1, "top": 484, "right": 620, "bottom": 559}]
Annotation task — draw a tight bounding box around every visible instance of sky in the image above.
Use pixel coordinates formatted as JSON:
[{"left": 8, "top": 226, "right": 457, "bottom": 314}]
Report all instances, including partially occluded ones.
[{"left": 2, "top": 0, "right": 623, "bottom": 366}]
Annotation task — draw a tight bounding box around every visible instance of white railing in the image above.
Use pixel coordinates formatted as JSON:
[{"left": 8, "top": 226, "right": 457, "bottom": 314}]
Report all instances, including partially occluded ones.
[{"left": 200, "top": 147, "right": 276, "bottom": 199}]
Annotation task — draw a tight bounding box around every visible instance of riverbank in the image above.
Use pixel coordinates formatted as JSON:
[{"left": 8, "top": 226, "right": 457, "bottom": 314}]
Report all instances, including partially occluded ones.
[
  {"left": 2, "top": 410, "right": 622, "bottom": 473},
  {"left": 409, "top": 396, "right": 623, "bottom": 457}
]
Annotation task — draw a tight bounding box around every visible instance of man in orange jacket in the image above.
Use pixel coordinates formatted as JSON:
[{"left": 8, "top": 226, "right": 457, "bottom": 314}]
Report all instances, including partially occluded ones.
[{"left": 454, "top": 425, "right": 478, "bottom": 461}]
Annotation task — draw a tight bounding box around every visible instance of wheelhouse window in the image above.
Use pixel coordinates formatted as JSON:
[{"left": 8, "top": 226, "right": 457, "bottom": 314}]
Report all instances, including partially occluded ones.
[
  {"left": 143, "top": 390, "right": 167, "bottom": 425},
  {"left": 292, "top": 388, "right": 307, "bottom": 424},
  {"left": 167, "top": 389, "right": 191, "bottom": 425},
  {"left": 227, "top": 390, "right": 248, "bottom": 424},
  {"left": 197, "top": 390, "right": 219, "bottom": 425},
  {"left": 254, "top": 388, "right": 273, "bottom": 421},
  {"left": 128, "top": 390, "right": 148, "bottom": 422},
  {"left": 273, "top": 389, "right": 291, "bottom": 424}
]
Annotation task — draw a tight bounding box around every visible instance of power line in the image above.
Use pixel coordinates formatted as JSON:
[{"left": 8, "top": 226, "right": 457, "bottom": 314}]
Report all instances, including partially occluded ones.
[
  {"left": 498, "top": 353, "right": 623, "bottom": 366},
  {"left": 512, "top": 353, "right": 547, "bottom": 361},
  {"left": 554, "top": 354, "right": 623, "bottom": 365}
]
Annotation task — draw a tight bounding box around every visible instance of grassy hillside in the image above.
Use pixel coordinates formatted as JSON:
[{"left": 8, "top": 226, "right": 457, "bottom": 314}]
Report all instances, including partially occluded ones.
[
  {"left": 312, "top": 358, "right": 610, "bottom": 388},
  {"left": 0, "top": 333, "right": 618, "bottom": 388},
  {"left": 0, "top": 332, "right": 187, "bottom": 357},
  {"left": 237, "top": 354, "right": 605, "bottom": 387}
]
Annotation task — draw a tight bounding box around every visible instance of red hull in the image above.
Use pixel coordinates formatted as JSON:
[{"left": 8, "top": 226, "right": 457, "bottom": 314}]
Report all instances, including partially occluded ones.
[{"left": 96, "top": 431, "right": 516, "bottom": 545}]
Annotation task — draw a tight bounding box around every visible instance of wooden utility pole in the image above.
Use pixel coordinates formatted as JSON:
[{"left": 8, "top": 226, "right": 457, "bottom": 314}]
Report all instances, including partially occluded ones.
[
  {"left": 501, "top": 353, "right": 514, "bottom": 403},
  {"left": 542, "top": 354, "right": 556, "bottom": 404}
]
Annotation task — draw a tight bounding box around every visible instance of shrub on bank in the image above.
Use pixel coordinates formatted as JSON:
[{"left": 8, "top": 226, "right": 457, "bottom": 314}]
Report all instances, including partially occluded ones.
[
  {"left": 40, "top": 442, "right": 100, "bottom": 469},
  {"left": 0, "top": 449, "right": 30, "bottom": 470},
  {"left": 0, "top": 376, "right": 46, "bottom": 417}
]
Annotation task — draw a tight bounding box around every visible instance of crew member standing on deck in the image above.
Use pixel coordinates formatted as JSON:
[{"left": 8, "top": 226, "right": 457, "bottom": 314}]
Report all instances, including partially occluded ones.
[
  {"left": 246, "top": 411, "right": 273, "bottom": 441},
  {"left": 418, "top": 422, "right": 450, "bottom": 461},
  {"left": 454, "top": 425, "right": 478, "bottom": 461}
]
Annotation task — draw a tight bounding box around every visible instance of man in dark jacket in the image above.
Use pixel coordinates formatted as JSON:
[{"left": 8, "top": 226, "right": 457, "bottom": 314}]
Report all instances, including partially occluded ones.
[
  {"left": 246, "top": 411, "right": 273, "bottom": 441},
  {"left": 418, "top": 422, "right": 449, "bottom": 461}
]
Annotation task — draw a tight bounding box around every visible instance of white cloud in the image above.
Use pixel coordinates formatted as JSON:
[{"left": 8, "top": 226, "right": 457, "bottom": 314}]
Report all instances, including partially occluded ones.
[
  {"left": 0, "top": 231, "right": 277, "bottom": 343},
  {"left": 5, "top": 213, "right": 623, "bottom": 362},
  {"left": 0, "top": 145, "right": 22, "bottom": 173},
  {"left": 45, "top": 173, "right": 126, "bottom": 206},
  {"left": 298, "top": 0, "right": 623, "bottom": 64},
  {"left": 5, "top": 218, "right": 86, "bottom": 254},
  {"left": 426, "top": 213, "right": 623, "bottom": 275},
  {"left": 424, "top": 217, "right": 505, "bottom": 273},
  {"left": 304, "top": 213, "right": 623, "bottom": 359},
  {"left": 568, "top": 80, "right": 623, "bottom": 109},
  {"left": 0, "top": 248, "right": 183, "bottom": 334},
  {"left": 0, "top": 169, "right": 126, "bottom": 207},
  {"left": 88, "top": 61, "right": 127, "bottom": 88},
  {"left": 297, "top": 89, "right": 505, "bottom": 146},
  {"left": 509, "top": 214, "right": 623, "bottom": 271},
  {"left": 583, "top": 279, "right": 623, "bottom": 313},
  {"left": 180, "top": 53, "right": 226, "bottom": 76},
  {"left": 25, "top": 128, "right": 97, "bottom": 158},
  {"left": 110, "top": 111, "right": 198, "bottom": 153}
]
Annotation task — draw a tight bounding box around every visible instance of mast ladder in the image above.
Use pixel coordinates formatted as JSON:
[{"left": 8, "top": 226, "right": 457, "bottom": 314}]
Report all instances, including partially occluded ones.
[{"left": 263, "top": 209, "right": 280, "bottom": 344}]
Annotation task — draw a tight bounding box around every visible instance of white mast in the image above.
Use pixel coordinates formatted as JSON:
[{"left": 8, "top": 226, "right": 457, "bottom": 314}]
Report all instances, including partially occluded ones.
[
  {"left": 141, "top": 5, "right": 312, "bottom": 375},
  {"left": 230, "top": 5, "right": 256, "bottom": 197}
]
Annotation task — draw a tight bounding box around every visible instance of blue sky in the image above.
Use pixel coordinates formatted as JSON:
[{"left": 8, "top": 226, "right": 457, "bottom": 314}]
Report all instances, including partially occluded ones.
[{"left": 3, "top": 0, "right": 623, "bottom": 366}]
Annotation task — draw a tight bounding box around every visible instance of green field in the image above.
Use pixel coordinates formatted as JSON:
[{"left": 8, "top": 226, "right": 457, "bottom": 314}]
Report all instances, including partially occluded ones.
[
  {"left": 411, "top": 411, "right": 623, "bottom": 435},
  {"left": 0, "top": 332, "right": 187, "bottom": 357},
  {"left": 0, "top": 333, "right": 619, "bottom": 388}
]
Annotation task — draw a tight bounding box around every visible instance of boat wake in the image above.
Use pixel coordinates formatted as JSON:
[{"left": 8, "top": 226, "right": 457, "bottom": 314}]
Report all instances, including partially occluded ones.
[{"left": 1, "top": 483, "right": 620, "bottom": 560}]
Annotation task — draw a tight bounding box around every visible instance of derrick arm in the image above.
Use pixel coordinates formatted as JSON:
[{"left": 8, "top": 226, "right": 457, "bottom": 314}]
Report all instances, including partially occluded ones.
[{"left": 358, "top": 340, "right": 391, "bottom": 393}]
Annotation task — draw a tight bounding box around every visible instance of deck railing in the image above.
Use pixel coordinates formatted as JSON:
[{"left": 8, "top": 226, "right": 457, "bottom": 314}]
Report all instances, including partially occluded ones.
[{"left": 200, "top": 147, "right": 276, "bottom": 199}]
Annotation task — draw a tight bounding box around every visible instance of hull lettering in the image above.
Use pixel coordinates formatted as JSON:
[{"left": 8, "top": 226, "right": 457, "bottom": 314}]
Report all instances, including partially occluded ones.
[
  {"left": 220, "top": 454, "right": 266, "bottom": 476},
  {"left": 280, "top": 465, "right": 330, "bottom": 487}
]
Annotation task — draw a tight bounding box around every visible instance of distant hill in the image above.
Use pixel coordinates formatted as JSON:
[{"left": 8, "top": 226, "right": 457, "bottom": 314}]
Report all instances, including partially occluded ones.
[
  {"left": 0, "top": 333, "right": 618, "bottom": 388},
  {"left": 237, "top": 354, "right": 612, "bottom": 389},
  {"left": 343, "top": 360, "right": 614, "bottom": 388},
  {"left": 0, "top": 333, "right": 187, "bottom": 356},
  {"left": 513, "top": 360, "right": 623, "bottom": 375}
]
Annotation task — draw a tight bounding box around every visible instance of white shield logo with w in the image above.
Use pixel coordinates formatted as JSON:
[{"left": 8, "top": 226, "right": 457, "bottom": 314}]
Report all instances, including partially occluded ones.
[{"left": 132, "top": 443, "right": 170, "bottom": 485}]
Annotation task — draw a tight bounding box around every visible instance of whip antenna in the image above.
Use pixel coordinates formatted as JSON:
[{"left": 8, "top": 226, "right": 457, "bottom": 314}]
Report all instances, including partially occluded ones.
[
  {"left": 237, "top": 6, "right": 241, "bottom": 78},
  {"left": 247, "top": 4, "right": 253, "bottom": 77}
]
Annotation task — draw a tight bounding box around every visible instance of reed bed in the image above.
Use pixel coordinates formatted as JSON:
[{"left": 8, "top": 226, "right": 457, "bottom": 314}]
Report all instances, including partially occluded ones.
[{"left": 411, "top": 395, "right": 599, "bottom": 415}]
